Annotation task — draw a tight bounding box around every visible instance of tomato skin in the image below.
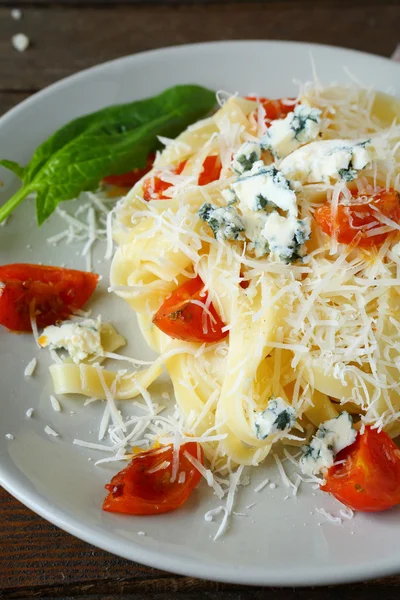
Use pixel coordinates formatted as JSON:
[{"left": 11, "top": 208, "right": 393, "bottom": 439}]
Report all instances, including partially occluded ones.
[
  {"left": 198, "top": 155, "right": 222, "bottom": 186},
  {"left": 103, "top": 442, "right": 203, "bottom": 515},
  {"left": 321, "top": 427, "right": 400, "bottom": 512},
  {"left": 0, "top": 264, "right": 98, "bottom": 332},
  {"left": 142, "top": 160, "right": 187, "bottom": 201},
  {"left": 245, "top": 96, "right": 297, "bottom": 124},
  {"left": 153, "top": 275, "right": 228, "bottom": 343},
  {"left": 314, "top": 190, "right": 400, "bottom": 248},
  {"left": 102, "top": 153, "right": 155, "bottom": 188},
  {"left": 143, "top": 155, "right": 220, "bottom": 201}
]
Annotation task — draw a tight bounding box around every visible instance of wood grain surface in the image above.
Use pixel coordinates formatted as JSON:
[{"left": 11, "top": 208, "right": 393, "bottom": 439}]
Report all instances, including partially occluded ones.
[
  {"left": 1, "top": 1, "right": 400, "bottom": 598},
  {"left": 0, "top": 3, "right": 399, "bottom": 96},
  {"left": 2, "top": 488, "right": 400, "bottom": 600}
]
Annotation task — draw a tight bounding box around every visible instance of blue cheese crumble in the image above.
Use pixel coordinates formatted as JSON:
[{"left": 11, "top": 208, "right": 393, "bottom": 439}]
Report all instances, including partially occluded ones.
[
  {"left": 300, "top": 412, "right": 357, "bottom": 476},
  {"left": 261, "top": 213, "right": 311, "bottom": 263},
  {"left": 231, "top": 141, "right": 262, "bottom": 175},
  {"left": 261, "top": 104, "right": 322, "bottom": 159},
  {"left": 232, "top": 162, "right": 297, "bottom": 216},
  {"left": 280, "top": 138, "right": 373, "bottom": 184},
  {"left": 198, "top": 203, "right": 245, "bottom": 241},
  {"left": 39, "top": 318, "right": 103, "bottom": 364},
  {"left": 255, "top": 397, "right": 296, "bottom": 439}
]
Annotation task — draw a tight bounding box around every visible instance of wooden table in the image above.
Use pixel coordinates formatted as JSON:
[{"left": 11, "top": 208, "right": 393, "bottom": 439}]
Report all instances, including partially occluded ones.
[{"left": 1, "top": 1, "right": 400, "bottom": 598}]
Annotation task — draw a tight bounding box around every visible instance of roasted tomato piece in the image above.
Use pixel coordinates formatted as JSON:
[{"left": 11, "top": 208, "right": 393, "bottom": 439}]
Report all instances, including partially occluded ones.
[
  {"left": 103, "top": 442, "right": 203, "bottom": 515},
  {"left": 246, "top": 96, "right": 297, "bottom": 124},
  {"left": 152, "top": 275, "right": 228, "bottom": 343},
  {"left": 0, "top": 264, "right": 98, "bottom": 332},
  {"left": 142, "top": 160, "right": 187, "bottom": 201},
  {"left": 102, "top": 153, "right": 155, "bottom": 188},
  {"left": 322, "top": 426, "right": 400, "bottom": 512},
  {"left": 314, "top": 189, "right": 400, "bottom": 248},
  {"left": 198, "top": 155, "right": 222, "bottom": 186}
]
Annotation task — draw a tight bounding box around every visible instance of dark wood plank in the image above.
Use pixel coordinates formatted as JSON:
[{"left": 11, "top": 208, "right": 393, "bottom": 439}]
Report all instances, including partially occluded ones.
[
  {"left": 0, "top": 91, "right": 32, "bottom": 115},
  {"left": 3, "top": 0, "right": 398, "bottom": 5},
  {"left": 2, "top": 486, "right": 400, "bottom": 599},
  {"left": 0, "top": 3, "right": 399, "bottom": 94}
]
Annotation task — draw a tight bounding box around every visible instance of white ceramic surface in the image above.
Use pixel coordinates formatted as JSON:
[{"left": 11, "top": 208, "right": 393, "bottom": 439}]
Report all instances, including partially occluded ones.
[{"left": 1, "top": 41, "right": 400, "bottom": 587}]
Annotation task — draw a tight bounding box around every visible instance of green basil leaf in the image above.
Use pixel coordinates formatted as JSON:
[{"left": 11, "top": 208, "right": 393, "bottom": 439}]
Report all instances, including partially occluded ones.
[
  {"left": 0, "top": 84, "right": 216, "bottom": 225},
  {"left": 0, "top": 159, "right": 25, "bottom": 179}
]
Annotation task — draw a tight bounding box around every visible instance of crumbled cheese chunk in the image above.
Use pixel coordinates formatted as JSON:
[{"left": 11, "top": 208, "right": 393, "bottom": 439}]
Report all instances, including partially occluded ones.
[
  {"left": 232, "top": 162, "right": 297, "bottom": 216},
  {"left": 5, "top": 433, "right": 14, "bottom": 440},
  {"left": 261, "top": 104, "right": 321, "bottom": 159},
  {"left": 198, "top": 203, "right": 245, "bottom": 241},
  {"left": 12, "top": 33, "right": 29, "bottom": 52},
  {"left": 261, "top": 213, "right": 311, "bottom": 262},
  {"left": 231, "top": 141, "right": 262, "bottom": 175},
  {"left": 26, "top": 408, "right": 34, "bottom": 418},
  {"left": 39, "top": 318, "right": 103, "bottom": 364},
  {"left": 221, "top": 188, "right": 238, "bottom": 205},
  {"left": 255, "top": 396, "right": 296, "bottom": 439},
  {"left": 300, "top": 412, "right": 357, "bottom": 476},
  {"left": 280, "top": 139, "right": 374, "bottom": 184}
]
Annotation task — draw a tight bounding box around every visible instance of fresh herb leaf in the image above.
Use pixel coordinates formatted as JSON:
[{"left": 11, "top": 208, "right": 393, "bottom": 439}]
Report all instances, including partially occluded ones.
[{"left": 0, "top": 85, "right": 216, "bottom": 225}]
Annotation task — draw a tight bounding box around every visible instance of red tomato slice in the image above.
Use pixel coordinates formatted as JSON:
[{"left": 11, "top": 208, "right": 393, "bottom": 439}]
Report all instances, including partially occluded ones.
[
  {"left": 102, "top": 153, "right": 155, "bottom": 188},
  {"left": 314, "top": 189, "right": 400, "bottom": 248},
  {"left": 246, "top": 96, "right": 297, "bottom": 125},
  {"left": 321, "top": 426, "right": 400, "bottom": 512},
  {"left": 0, "top": 264, "right": 98, "bottom": 332},
  {"left": 143, "top": 155, "right": 221, "bottom": 201},
  {"left": 152, "top": 275, "right": 228, "bottom": 343},
  {"left": 103, "top": 442, "right": 203, "bottom": 515},
  {"left": 142, "top": 160, "right": 187, "bottom": 201},
  {"left": 198, "top": 155, "right": 222, "bottom": 186}
]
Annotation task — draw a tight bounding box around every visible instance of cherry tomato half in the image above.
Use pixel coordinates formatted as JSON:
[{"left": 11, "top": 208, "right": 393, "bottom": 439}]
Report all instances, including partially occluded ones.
[
  {"left": 246, "top": 96, "right": 297, "bottom": 125},
  {"left": 322, "top": 426, "right": 400, "bottom": 512},
  {"left": 314, "top": 189, "right": 400, "bottom": 248},
  {"left": 0, "top": 264, "right": 98, "bottom": 332},
  {"left": 152, "top": 275, "right": 228, "bottom": 343},
  {"left": 198, "top": 155, "right": 222, "bottom": 186},
  {"left": 142, "top": 159, "right": 187, "bottom": 201},
  {"left": 103, "top": 442, "right": 203, "bottom": 515}
]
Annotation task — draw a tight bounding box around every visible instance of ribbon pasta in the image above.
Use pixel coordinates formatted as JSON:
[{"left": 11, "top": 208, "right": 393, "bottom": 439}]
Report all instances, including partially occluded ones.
[{"left": 54, "top": 84, "right": 400, "bottom": 471}]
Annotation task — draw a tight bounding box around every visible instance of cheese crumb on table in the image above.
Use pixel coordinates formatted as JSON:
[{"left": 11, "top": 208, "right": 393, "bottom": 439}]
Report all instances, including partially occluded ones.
[
  {"left": 11, "top": 8, "right": 22, "bottom": 20},
  {"left": 12, "top": 33, "right": 30, "bottom": 52}
]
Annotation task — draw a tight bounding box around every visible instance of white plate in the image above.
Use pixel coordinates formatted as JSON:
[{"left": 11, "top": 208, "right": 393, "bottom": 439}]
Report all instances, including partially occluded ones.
[{"left": 1, "top": 41, "right": 400, "bottom": 587}]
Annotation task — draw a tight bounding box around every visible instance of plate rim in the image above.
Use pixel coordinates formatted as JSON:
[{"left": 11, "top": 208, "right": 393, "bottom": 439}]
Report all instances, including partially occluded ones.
[
  {"left": 1, "top": 39, "right": 400, "bottom": 587},
  {"left": 0, "top": 39, "right": 399, "bottom": 130}
]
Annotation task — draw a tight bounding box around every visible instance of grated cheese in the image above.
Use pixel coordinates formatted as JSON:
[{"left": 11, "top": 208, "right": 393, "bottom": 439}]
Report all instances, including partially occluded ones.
[
  {"left": 24, "top": 358, "right": 37, "bottom": 377},
  {"left": 315, "top": 508, "right": 342, "bottom": 524},
  {"left": 44, "top": 426, "right": 59, "bottom": 438},
  {"left": 50, "top": 395, "right": 61, "bottom": 412},
  {"left": 253, "top": 477, "right": 270, "bottom": 493}
]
